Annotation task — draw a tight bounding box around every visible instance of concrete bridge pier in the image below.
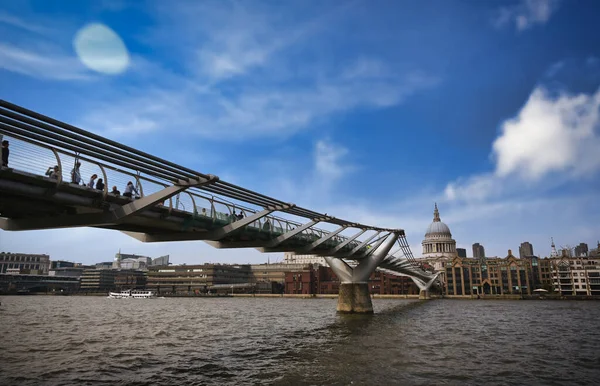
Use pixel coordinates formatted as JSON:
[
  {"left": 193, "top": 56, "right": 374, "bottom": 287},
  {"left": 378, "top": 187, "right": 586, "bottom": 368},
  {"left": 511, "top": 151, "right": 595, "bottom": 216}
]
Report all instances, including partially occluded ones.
[
  {"left": 412, "top": 274, "right": 440, "bottom": 301},
  {"left": 325, "top": 232, "right": 400, "bottom": 314}
]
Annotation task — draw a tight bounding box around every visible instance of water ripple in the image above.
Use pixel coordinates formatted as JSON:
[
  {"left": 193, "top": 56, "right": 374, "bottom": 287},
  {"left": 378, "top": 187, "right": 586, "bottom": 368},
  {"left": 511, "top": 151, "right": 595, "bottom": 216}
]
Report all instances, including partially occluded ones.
[{"left": 1, "top": 297, "right": 599, "bottom": 385}]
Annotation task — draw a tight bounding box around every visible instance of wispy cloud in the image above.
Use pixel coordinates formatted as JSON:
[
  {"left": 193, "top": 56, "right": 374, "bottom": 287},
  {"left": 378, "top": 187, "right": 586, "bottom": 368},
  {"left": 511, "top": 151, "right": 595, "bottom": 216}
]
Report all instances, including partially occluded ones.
[
  {"left": 0, "top": 42, "right": 93, "bottom": 81},
  {"left": 0, "top": 3, "right": 439, "bottom": 139},
  {"left": 0, "top": 10, "right": 95, "bottom": 81},
  {"left": 493, "top": 0, "right": 560, "bottom": 31},
  {"left": 0, "top": 11, "right": 52, "bottom": 35},
  {"left": 80, "top": 46, "right": 437, "bottom": 140},
  {"left": 314, "top": 139, "right": 351, "bottom": 181}
]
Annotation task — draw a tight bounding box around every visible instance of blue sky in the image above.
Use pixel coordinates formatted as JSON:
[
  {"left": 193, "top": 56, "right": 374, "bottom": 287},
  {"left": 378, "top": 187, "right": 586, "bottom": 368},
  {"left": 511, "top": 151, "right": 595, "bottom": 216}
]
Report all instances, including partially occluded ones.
[{"left": 1, "top": 0, "right": 599, "bottom": 264}]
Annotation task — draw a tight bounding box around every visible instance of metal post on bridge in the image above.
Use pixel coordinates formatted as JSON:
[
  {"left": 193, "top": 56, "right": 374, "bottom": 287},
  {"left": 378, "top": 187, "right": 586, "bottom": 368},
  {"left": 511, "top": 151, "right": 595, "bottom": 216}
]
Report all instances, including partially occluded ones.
[{"left": 0, "top": 134, "right": 3, "bottom": 168}]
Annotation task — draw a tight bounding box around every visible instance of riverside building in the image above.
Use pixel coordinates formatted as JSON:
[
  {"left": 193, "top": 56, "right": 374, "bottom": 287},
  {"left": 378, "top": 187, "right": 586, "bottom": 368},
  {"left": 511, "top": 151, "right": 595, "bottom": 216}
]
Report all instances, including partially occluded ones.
[
  {"left": 146, "top": 264, "right": 252, "bottom": 294},
  {"left": 551, "top": 254, "right": 600, "bottom": 296},
  {"left": 445, "top": 250, "right": 534, "bottom": 295},
  {"left": 0, "top": 252, "right": 50, "bottom": 275}
]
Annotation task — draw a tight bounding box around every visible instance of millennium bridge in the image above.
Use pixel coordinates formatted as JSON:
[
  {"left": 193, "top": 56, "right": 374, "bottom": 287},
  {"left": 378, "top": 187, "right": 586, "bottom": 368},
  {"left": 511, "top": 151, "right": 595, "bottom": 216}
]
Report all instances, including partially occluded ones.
[{"left": 0, "top": 99, "right": 439, "bottom": 313}]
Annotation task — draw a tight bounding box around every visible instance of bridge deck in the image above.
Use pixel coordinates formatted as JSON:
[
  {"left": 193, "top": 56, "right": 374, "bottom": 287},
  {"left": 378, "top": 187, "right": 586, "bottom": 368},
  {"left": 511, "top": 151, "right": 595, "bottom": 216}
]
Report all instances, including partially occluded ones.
[{"left": 0, "top": 99, "right": 435, "bottom": 282}]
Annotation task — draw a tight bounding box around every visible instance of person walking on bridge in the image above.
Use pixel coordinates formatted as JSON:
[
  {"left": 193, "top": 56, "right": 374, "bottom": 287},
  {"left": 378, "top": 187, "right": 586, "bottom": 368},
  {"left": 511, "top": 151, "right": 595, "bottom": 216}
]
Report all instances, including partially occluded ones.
[
  {"left": 87, "top": 174, "right": 97, "bottom": 188},
  {"left": 1, "top": 140, "right": 9, "bottom": 167},
  {"left": 123, "top": 181, "right": 139, "bottom": 198},
  {"left": 71, "top": 162, "right": 82, "bottom": 184}
]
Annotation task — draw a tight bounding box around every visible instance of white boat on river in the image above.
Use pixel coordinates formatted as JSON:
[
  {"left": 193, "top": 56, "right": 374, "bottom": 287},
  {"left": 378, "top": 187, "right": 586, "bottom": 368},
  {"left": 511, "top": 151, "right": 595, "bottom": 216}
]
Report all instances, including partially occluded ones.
[{"left": 107, "top": 290, "right": 157, "bottom": 299}]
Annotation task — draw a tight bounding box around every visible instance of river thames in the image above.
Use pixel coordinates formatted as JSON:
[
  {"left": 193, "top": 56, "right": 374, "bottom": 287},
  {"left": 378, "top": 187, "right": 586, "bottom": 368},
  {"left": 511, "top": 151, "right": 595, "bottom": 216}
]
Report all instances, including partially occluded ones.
[{"left": 1, "top": 297, "right": 599, "bottom": 385}]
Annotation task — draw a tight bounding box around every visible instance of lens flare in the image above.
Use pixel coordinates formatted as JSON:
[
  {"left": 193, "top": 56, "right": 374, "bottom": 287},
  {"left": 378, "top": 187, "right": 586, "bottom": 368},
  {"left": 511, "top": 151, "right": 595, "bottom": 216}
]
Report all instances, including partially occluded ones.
[{"left": 73, "top": 23, "right": 129, "bottom": 75}]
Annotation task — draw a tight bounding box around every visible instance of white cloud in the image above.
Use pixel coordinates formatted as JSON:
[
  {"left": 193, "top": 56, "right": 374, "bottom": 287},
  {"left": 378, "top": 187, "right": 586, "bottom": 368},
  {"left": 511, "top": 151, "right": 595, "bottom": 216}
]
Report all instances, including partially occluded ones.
[
  {"left": 445, "top": 86, "right": 600, "bottom": 203},
  {"left": 494, "top": 0, "right": 560, "bottom": 31},
  {"left": 493, "top": 87, "right": 600, "bottom": 179}
]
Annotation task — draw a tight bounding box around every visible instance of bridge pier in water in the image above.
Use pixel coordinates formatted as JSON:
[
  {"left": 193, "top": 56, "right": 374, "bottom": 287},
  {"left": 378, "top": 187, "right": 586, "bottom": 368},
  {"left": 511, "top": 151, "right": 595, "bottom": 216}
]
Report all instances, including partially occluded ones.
[
  {"left": 325, "top": 232, "right": 400, "bottom": 314},
  {"left": 413, "top": 274, "right": 438, "bottom": 300}
]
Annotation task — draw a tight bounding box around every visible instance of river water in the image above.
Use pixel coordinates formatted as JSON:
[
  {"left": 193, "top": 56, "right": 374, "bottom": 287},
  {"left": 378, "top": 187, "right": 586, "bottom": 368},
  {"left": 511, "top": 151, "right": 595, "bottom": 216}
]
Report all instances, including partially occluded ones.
[{"left": 1, "top": 297, "right": 599, "bottom": 385}]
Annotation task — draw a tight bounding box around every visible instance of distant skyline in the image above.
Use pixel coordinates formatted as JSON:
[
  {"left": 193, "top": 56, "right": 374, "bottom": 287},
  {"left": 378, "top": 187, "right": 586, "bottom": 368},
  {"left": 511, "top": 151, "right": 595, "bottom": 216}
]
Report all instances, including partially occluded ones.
[{"left": 1, "top": 0, "right": 599, "bottom": 264}]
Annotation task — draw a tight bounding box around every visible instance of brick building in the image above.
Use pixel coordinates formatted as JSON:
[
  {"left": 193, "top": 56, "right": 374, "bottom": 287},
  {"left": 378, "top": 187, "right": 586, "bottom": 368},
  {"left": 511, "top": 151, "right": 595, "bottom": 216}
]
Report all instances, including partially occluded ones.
[{"left": 285, "top": 264, "right": 419, "bottom": 295}]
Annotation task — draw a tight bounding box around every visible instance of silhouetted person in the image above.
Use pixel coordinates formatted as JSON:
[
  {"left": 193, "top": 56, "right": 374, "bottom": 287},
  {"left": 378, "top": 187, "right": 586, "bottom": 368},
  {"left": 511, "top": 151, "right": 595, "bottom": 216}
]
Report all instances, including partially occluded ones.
[
  {"left": 71, "top": 162, "right": 82, "bottom": 184},
  {"left": 263, "top": 219, "right": 271, "bottom": 231},
  {"left": 96, "top": 178, "right": 104, "bottom": 191},
  {"left": 1, "top": 140, "right": 8, "bottom": 167},
  {"left": 45, "top": 165, "right": 60, "bottom": 179},
  {"left": 237, "top": 212, "right": 244, "bottom": 220},
  {"left": 87, "top": 174, "right": 97, "bottom": 188},
  {"left": 123, "top": 181, "right": 139, "bottom": 198},
  {"left": 111, "top": 186, "right": 120, "bottom": 195}
]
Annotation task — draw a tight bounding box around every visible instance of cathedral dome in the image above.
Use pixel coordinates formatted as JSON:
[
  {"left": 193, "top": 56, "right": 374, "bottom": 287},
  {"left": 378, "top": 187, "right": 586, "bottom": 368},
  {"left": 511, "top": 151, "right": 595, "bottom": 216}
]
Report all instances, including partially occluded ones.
[
  {"left": 424, "top": 203, "right": 452, "bottom": 238},
  {"left": 420, "top": 203, "right": 457, "bottom": 258},
  {"left": 425, "top": 221, "right": 452, "bottom": 237}
]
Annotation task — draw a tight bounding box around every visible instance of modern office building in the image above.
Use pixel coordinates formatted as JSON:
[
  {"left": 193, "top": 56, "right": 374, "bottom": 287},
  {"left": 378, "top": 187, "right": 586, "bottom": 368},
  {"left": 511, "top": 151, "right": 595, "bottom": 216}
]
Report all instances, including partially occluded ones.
[
  {"left": 114, "top": 270, "right": 147, "bottom": 290},
  {"left": 80, "top": 269, "right": 118, "bottom": 291},
  {"left": 472, "top": 243, "right": 485, "bottom": 259},
  {"left": 146, "top": 264, "right": 252, "bottom": 294},
  {"left": 95, "top": 262, "right": 114, "bottom": 270},
  {"left": 574, "top": 243, "right": 589, "bottom": 257},
  {"left": 456, "top": 248, "right": 467, "bottom": 258},
  {"left": 519, "top": 242, "right": 534, "bottom": 258},
  {"left": 0, "top": 273, "right": 79, "bottom": 293},
  {"left": 49, "top": 267, "right": 85, "bottom": 278},
  {"left": 0, "top": 252, "right": 50, "bottom": 275},
  {"left": 250, "top": 263, "right": 307, "bottom": 285},
  {"left": 283, "top": 252, "right": 326, "bottom": 266},
  {"left": 113, "top": 252, "right": 170, "bottom": 270},
  {"left": 51, "top": 260, "right": 76, "bottom": 269}
]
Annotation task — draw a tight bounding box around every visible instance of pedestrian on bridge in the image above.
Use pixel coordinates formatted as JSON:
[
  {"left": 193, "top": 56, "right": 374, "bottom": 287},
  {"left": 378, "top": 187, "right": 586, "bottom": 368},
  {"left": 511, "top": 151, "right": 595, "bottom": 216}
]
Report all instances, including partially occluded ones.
[
  {"left": 111, "top": 186, "right": 120, "bottom": 195},
  {"left": 123, "top": 181, "right": 139, "bottom": 199},
  {"left": 96, "top": 178, "right": 105, "bottom": 191},
  {"left": 71, "top": 162, "right": 81, "bottom": 184},
  {"left": 45, "top": 165, "right": 60, "bottom": 179},
  {"left": 263, "top": 219, "right": 271, "bottom": 231},
  {"left": 87, "top": 174, "right": 97, "bottom": 188},
  {"left": 1, "top": 140, "right": 8, "bottom": 167}
]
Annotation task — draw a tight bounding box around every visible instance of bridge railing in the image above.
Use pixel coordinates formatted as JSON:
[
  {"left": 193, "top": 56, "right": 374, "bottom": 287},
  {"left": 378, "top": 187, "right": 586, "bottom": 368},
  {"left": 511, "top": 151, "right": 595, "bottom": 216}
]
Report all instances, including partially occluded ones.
[{"left": 1, "top": 133, "right": 366, "bottom": 252}]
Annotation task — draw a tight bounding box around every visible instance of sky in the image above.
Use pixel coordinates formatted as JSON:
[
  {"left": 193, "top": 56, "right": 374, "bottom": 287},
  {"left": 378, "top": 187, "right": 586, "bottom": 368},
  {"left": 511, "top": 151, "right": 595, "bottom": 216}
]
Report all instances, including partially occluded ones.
[{"left": 0, "top": 0, "right": 599, "bottom": 265}]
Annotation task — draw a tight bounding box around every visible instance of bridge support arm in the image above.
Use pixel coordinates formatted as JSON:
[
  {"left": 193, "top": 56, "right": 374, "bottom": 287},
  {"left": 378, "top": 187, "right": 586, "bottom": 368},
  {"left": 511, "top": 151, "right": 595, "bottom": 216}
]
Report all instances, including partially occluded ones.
[
  {"left": 298, "top": 225, "right": 347, "bottom": 253},
  {"left": 265, "top": 218, "right": 323, "bottom": 247},
  {"left": 354, "top": 233, "right": 389, "bottom": 259},
  {"left": 114, "top": 176, "right": 217, "bottom": 219},
  {"left": 411, "top": 272, "right": 440, "bottom": 300},
  {"left": 324, "top": 232, "right": 400, "bottom": 314},
  {"left": 326, "top": 229, "right": 367, "bottom": 255}
]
